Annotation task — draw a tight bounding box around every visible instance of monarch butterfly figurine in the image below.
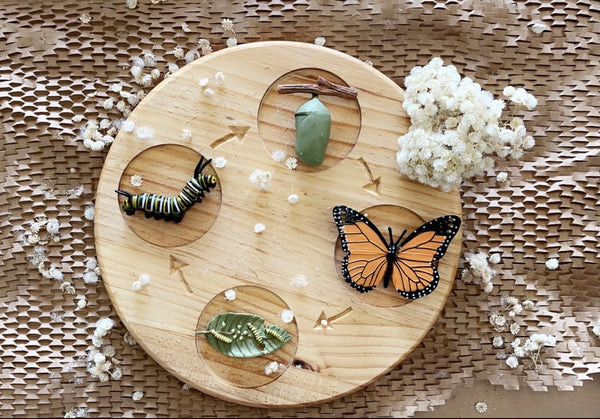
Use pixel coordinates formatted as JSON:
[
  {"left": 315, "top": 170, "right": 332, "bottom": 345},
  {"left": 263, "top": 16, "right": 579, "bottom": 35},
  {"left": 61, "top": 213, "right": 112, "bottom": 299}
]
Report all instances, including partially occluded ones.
[
  {"left": 115, "top": 156, "right": 217, "bottom": 223},
  {"left": 332, "top": 205, "right": 461, "bottom": 299}
]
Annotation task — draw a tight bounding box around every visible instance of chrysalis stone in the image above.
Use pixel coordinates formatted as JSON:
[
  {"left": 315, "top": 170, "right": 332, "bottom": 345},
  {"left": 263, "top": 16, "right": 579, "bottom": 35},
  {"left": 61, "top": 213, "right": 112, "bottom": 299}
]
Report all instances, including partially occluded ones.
[{"left": 294, "top": 95, "right": 331, "bottom": 166}]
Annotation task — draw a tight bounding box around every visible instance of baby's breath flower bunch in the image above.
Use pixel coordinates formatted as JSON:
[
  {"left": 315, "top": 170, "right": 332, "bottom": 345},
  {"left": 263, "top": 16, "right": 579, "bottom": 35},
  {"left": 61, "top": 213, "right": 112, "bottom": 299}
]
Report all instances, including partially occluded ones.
[{"left": 397, "top": 57, "right": 537, "bottom": 192}]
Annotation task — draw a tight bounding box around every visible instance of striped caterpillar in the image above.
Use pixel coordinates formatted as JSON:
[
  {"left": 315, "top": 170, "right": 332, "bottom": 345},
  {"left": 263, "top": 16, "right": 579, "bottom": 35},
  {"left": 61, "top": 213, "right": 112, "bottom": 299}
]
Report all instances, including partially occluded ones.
[
  {"left": 247, "top": 323, "right": 264, "bottom": 344},
  {"left": 115, "top": 156, "right": 217, "bottom": 223},
  {"left": 264, "top": 325, "right": 287, "bottom": 342},
  {"left": 209, "top": 329, "right": 232, "bottom": 343}
]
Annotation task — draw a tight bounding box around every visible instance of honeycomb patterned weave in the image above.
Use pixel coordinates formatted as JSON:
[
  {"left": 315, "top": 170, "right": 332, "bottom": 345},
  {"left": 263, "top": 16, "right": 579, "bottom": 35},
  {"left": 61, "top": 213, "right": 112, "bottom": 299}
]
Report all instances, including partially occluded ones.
[{"left": 1, "top": 1, "right": 599, "bottom": 417}]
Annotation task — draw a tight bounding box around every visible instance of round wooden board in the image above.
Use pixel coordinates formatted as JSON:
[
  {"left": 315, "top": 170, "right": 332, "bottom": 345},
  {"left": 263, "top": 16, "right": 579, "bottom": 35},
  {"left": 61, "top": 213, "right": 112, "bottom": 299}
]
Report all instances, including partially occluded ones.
[{"left": 94, "top": 41, "right": 462, "bottom": 408}]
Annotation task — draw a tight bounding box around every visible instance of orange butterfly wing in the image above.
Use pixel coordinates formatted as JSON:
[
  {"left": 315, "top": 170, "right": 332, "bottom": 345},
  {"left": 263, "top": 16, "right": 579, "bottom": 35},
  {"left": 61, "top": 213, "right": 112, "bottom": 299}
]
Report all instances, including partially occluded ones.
[{"left": 333, "top": 205, "right": 461, "bottom": 299}]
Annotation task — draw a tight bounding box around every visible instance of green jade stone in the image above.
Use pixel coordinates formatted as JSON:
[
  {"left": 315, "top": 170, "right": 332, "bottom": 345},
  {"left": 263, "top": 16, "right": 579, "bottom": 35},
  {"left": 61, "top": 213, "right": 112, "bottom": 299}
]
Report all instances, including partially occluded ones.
[{"left": 294, "top": 95, "right": 331, "bottom": 166}]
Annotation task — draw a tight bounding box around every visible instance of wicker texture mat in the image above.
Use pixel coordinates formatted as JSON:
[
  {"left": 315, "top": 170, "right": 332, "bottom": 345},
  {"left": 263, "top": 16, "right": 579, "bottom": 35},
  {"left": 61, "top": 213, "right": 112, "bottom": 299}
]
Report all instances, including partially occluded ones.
[{"left": 1, "top": 0, "right": 599, "bottom": 417}]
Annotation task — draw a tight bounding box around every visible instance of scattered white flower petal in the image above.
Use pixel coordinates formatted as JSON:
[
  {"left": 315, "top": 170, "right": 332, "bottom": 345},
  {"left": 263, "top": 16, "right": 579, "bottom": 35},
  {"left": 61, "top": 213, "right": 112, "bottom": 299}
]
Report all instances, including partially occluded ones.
[
  {"left": 475, "top": 401, "right": 488, "bottom": 414},
  {"left": 138, "top": 273, "right": 150, "bottom": 286},
  {"left": 506, "top": 355, "right": 519, "bottom": 368},
  {"left": 84, "top": 205, "right": 95, "bottom": 221},
  {"left": 496, "top": 171, "right": 508, "bottom": 182},
  {"left": 224, "top": 289, "right": 236, "bottom": 301},
  {"left": 214, "top": 71, "right": 226, "bottom": 85},
  {"left": 271, "top": 149, "right": 286, "bottom": 162},
  {"left": 135, "top": 126, "right": 154, "bottom": 139},
  {"left": 76, "top": 296, "right": 87, "bottom": 310},
  {"left": 198, "top": 77, "right": 209, "bottom": 87},
  {"left": 249, "top": 169, "right": 272, "bottom": 191},
  {"left": 182, "top": 128, "right": 192, "bottom": 140},
  {"left": 226, "top": 37, "right": 238, "bottom": 48},
  {"left": 130, "top": 174, "right": 143, "bottom": 187},
  {"left": 489, "top": 253, "right": 501, "bottom": 264},
  {"left": 287, "top": 194, "right": 299, "bottom": 204},
  {"left": 264, "top": 361, "right": 283, "bottom": 375},
  {"left": 530, "top": 22, "right": 548, "bottom": 34},
  {"left": 492, "top": 335, "right": 504, "bottom": 348},
  {"left": 79, "top": 13, "right": 92, "bottom": 24},
  {"left": 126, "top": 0, "right": 137, "bottom": 9},
  {"left": 213, "top": 156, "right": 227, "bottom": 168},
  {"left": 132, "top": 281, "right": 142, "bottom": 291},
  {"left": 314, "top": 36, "right": 326, "bottom": 46},
  {"left": 254, "top": 223, "right": 266, "bottom": 234},
  {"left": 280, "top": 309, "right": 294, "bottom": 323},
  {"left": 545, "top": 257, "right": 559, "bottom": 270},
  {"left": 290, "top": 274, "right": 309, "bottom": 287},
  {"left": 203, "top": 87, "right": 215, "bottom": 97},
  {"left": 285, "top": 157, "right": 298, "bottom": 170},
  {"left": 132, "top": 391, "right": 144, "bottom": 401}
]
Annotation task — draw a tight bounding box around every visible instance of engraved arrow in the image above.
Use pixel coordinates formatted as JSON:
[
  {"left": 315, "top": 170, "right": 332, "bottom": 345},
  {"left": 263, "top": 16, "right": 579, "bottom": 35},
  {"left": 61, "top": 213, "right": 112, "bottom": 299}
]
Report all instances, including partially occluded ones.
[
  {"left": 313, "top": 307, "right": 353, "bottom": 330},
  {"left": 358, "top": 157, "right": 381, "bottom": 196},
  {"left": 209, "top": 125, "right": 251, "bottom": 149},
  {"left": 169, "top": 255, "right": 193, "bottom": 293}
]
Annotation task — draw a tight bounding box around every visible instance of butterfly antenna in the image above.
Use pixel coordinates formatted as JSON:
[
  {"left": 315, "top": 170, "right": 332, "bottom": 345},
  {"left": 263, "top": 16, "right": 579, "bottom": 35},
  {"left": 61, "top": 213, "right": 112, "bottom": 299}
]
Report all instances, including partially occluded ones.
[{"left": 394, "top": 229, "right": 407, "bottom": 247}]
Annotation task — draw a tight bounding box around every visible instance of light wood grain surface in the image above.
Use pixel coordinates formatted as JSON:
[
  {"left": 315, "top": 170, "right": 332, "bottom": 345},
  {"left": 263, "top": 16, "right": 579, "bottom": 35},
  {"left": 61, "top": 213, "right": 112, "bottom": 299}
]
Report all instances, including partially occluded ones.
[{"left": 94, "top": 41, "right": 462, "bottom": 407}]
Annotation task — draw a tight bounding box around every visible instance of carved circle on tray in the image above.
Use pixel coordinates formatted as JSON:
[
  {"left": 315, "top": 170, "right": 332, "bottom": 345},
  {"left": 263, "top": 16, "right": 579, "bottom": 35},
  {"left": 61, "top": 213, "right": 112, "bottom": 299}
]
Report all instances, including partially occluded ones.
[
  {"left": 333, "top": 204, "right": 426, "bottom": 308},
  {"left": 196, "top": 285, "right": 299, "bottom": 388},
  {"left": 257, "top": 68, "right": 361, "bottom": 172},
  {"left": 116, "top": 144, "right": 222, "bottom": 248}
]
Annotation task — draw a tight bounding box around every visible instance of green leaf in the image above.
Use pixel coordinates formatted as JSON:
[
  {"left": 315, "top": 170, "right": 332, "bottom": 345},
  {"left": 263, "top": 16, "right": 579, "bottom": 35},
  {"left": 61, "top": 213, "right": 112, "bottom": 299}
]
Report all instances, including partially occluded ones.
[{"left": 198, "top": 312, "right": 292, "bottom": 358}]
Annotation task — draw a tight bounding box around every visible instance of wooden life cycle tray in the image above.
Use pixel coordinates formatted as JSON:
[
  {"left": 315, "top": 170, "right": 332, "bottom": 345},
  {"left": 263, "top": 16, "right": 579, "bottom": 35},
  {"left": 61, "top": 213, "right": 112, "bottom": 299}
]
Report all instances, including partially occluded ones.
[{"left": 94, "top": 41, "right": 462, "bottom": 408}]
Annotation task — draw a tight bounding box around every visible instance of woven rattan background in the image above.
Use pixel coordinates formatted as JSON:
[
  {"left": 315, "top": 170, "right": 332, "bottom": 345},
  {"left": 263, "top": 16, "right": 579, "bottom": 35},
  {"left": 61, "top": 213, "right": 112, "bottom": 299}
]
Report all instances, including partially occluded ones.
[{"left": 1, "top": 0, "right": 599, "bottom": 417}]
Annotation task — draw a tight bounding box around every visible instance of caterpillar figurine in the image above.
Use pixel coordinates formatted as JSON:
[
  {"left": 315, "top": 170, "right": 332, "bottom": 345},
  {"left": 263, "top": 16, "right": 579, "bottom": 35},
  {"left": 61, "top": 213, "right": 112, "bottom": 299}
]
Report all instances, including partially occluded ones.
[{"left": 115, "top": 156, "right": 217, "bottom": 223}]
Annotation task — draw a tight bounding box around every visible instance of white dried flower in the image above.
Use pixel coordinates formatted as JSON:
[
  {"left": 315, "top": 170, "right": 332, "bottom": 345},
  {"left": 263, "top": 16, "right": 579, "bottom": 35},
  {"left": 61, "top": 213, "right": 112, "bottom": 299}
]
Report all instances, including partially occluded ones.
[
  {"left": 84, "top": 205, "right": 95, "bottom": 221},
  {"left": 213, "top": 156, "right": 227, "bottom": 168},
  {"left": 475, "top": 401, "right": 488, "bottom": 413},
  {"left": 132, "top": 391, "right": 144, "bottom": 401},
  {"left": 314, "top": 36, "right": 326, "bottom": 46},
  {"left": 287, "top": 194, "right": 299, "bottom": 204},
  {"left": 185, "top": 49, "right": 200, "bottom": 63},
  {"left": 396, "top": 57, "right": 537, "bottom": 192},
  {"left": 182, "top": 128, "right": 192, "bottom": 140},
  {"left": 530, "top": 22, "right": 548, "bottom": 34},
  {"left": 76, "top": 296, "right": 87, "bottom": 310},
  {"left": 591, "top": 319, "right": 600, "bottom": 338},
  {"left": 103, "top": 98, "right": 114, "bottom": 110},
  {"left": 221, "top": 18, "right": 234, "bottom": 32},
  {"left": 285, "top": 157, "right": 298, "bottom": 170},
  {"left": 226, "top": 37, "right": 238, "bottom": 48},
  {"left": 131, "top": 281, "right": 142, "bottom": 291},
  {"left": 545, "top": 257, "right": 559, "bottom": 270},
  {"left": 203, "top": 87, "right": 215, "bottom": 97},
  {"left": 505, "top": 355, "right": 519, "bottom": 368},
  {"left": 214, "top": 71, "right": 226, "bottom": 85},
  {"left": 290, "top": 274, "right": 309, "bottom": 287},
  {"left": 249, "top": 169, "right": 272, "bottom": 191},
  {"left": 60, "top": 281, "right": 76, "bottom": 294},
  {"left": 264, "top": 361, "right": 282, "bottom": 376},
  {"left": 181, "top": 22, "right": 191, "bottom": 32},
  {"left": 79, "top": 13, "right": 92, "bottom": 23},
  {"left": 135, "top": 126, "right": 153, "bottom": 139},
  {"left": 122, "top": 120, "right": 135, "bottom": 132},
  {"left": 224, "top": 289, "right": 236, "bottom": 301},
  {"left": 130, "top": 174, "right": 143, "bottom": 187},
  {"left": 83, "top": 270, "right": 99, "bottom": 284},
  {"left": 496, "top": 171, "right": 508, "bottom": 182},
  {"left": 198, "top": 78, "right": 209, "bottom": 87},
  {"left": 492, "top": 335, "right": 504, "bottom": 348},
  {"left": 489, "top": 253, "right": 501, "bottom": 264},
  {"left": 254, "top": 223, "right": 266, "bottom": 234},
  {"left": 271, "top": 150, "right": 286, "bottom": 162},
  {"left": 280, "top": 309, "right": 294, "bottom": 323},
  {"left": 510, "top": 323, "right": 521, "bottom": 335},
  {"left": 173, "top": 46, "right": 185, "bottom": 59},
  {"left": 138, "top": 273, "right": 150, "bottom": 286},
  {"left": 126, "top": 0, "right": 137, "bottom": 9}
]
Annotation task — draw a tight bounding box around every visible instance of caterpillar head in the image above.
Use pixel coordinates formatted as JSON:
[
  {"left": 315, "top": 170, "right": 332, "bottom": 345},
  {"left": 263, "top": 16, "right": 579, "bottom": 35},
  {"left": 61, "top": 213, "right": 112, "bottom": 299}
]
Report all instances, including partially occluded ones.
[
  {"left": 204, "top": 174, "right": 217, "bottom": 190},
  {"left": 115, "top": 190, "right": 135, "bottom": 215}
]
